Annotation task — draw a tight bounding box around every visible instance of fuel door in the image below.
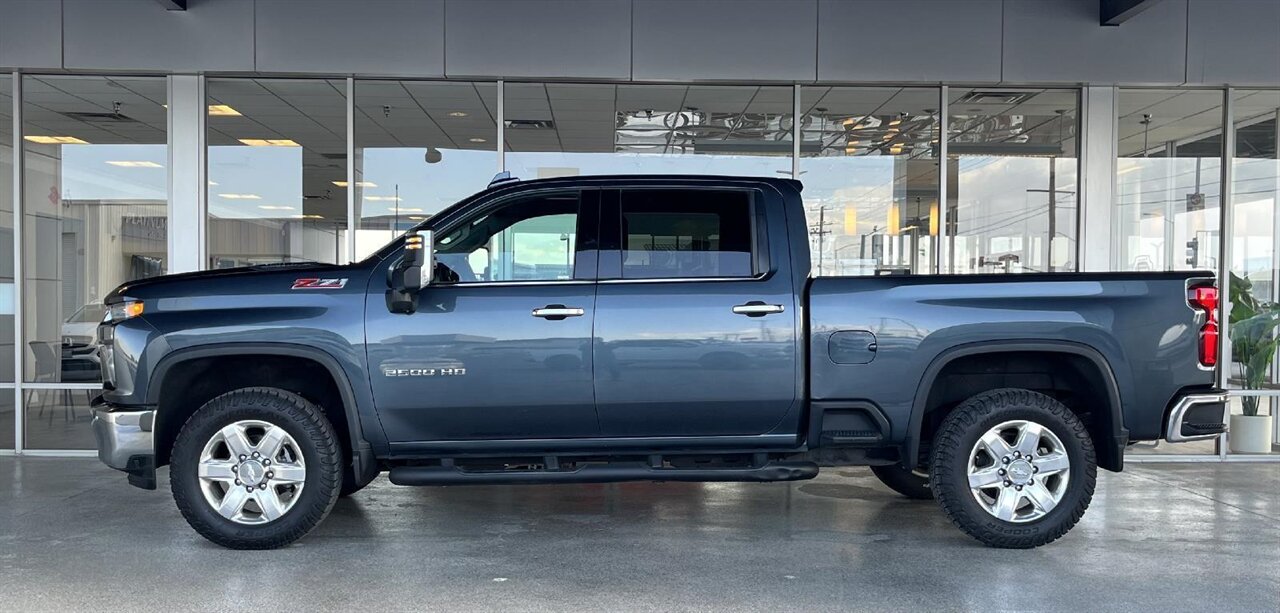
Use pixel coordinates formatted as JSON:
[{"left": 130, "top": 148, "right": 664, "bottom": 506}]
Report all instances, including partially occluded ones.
[{"left": 829, "top": 330, "right": 878, "bottom": 365}]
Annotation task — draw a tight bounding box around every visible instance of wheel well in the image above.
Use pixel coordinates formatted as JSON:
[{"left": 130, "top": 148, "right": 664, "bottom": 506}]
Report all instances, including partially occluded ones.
[
  {"left": 916, "top": 351, "right": 1122, "bottom": 471},
  {"left": 153, "top": 354, "right": 352, "bottom": 467}
]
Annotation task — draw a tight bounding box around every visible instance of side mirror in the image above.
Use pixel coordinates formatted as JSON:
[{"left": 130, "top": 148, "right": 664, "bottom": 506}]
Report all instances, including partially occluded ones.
[{"left": 386, "top": 230, "right": 434, "bottom": 314}]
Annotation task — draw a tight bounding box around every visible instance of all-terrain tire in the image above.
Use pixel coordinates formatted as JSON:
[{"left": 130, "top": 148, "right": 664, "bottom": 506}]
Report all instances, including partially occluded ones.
[
  {"left": 870, "top": 464, "right": 934, "bottom": 500},
  {"left": 929, "top": 388, "right": 1096, "bottom": 549},
  {"left": 170, "top": 387, "right": 342, "bottom": 549}
]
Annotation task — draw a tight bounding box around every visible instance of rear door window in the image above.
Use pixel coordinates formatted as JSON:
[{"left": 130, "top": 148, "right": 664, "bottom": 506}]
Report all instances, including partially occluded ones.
[{"left": 619, "top": 189, "right": 755, "bottom": 279}]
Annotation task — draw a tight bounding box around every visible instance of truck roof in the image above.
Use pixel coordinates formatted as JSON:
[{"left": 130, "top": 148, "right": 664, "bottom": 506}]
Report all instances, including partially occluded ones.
[{"left": 483, "top": 173, "right": 804, "bottom": 194}]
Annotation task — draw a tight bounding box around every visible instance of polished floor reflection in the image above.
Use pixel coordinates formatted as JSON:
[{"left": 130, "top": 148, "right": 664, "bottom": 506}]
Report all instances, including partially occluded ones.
[{"left": 1, "top": 458, "right": 1277, "bottom": 611}]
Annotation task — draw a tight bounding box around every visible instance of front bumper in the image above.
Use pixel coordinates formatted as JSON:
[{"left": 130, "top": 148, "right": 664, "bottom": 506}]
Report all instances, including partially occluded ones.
[
  {"left": 91, "top": 402, "right": 157, "bottom": 489},
  {"left": 1165, "top": 391, "right": 1230, "bottom": 443}
]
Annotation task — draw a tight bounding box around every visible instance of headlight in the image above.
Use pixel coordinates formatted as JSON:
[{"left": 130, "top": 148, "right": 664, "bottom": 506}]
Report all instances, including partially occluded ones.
[{"left": 106, "top": 300, "right": 145, "bottom": 323}]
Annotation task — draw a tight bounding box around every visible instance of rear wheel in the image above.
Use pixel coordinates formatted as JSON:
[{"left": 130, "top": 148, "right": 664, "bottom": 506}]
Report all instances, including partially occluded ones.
[
  {"left": 870, "top": 464, "right": 934, "bottom": 500},
  {"left": 930, "top": 388, "right": 1096, "bottom": 549},
  {"left": 170, "top": 387, "right": 342, "bottom": 549}
]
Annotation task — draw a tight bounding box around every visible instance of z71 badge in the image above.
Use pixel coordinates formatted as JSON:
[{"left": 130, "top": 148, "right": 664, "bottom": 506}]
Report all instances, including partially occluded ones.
[{"left": 292, "top": 278, "right": 348, "bottom": 290}]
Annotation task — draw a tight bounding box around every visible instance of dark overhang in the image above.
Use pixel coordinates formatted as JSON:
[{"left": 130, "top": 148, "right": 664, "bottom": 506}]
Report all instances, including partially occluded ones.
[{"left": 1101, "top": 0, "right": 1166, "bottom": 26}]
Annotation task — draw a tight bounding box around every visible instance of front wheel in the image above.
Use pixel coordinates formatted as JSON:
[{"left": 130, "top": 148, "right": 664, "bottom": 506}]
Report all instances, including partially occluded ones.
[
  {"left": 930, "top": 388, "right": 1096, "bottom": 549},
  {"left": 170, "top": 387, "right": 342, "bottom": 549}
]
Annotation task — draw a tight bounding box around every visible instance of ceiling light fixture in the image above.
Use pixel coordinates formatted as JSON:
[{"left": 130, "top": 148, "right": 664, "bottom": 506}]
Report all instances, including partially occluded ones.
[
  {"left": 468, "top": 137, "right": 487, "bottom": 143},
  {"left": 208, "top": 105, "right": 242, "bottom": 116},
  {"left": 364, "top": 196, "right": 402, "bottom": 202},
  {"left": 258, "top": 205, "right": 295, "bottom": 210},
  {"left": 332, "top": 181, "right": 378, "bottom": 188},
  {"left": 24, "top": 135, "right": 89, "bottom": 145},
  {"left": 448, "top": 111, "right": 468, "bottom": 118},
  {"left": 106, "top": 161, "right": 163, "bottom": 168},
  {"left": 295, "top": 214, "right": 325, "bottom": 220},
  {"left": 397, "top": 207, "right": 424, "bottom": 212},
  {"left": 238, "top": 138, "right": 300, "bottom": 147},
  {"left": 219, "top": 193, "right": 262, "bottom": 200}
]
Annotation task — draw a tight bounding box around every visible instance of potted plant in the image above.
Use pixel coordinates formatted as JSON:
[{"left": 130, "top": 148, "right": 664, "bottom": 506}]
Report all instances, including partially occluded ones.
[{"left": 1228, "top": 273, "right": 1280, "bottom": 453}]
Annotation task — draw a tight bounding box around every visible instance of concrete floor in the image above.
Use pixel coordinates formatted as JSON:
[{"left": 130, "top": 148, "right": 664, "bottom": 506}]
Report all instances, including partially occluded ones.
[{"left": 1, "top": 458, "right": 1277, "bottom": 612}]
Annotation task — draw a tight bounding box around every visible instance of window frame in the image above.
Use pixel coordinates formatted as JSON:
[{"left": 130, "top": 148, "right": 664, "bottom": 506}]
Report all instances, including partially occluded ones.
[
  {"left": 425, "top": 187, "right": 600, "bottom": 285},
  {"left": 597, "top": 186, "right": 769, "bottom": 283}
]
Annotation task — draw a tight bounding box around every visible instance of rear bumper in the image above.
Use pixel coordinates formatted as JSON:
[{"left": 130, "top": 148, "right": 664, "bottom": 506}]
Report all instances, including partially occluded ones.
[
  {"left": 91, "top": 401, "right": 157, "bottom": 489},
  {"left": 1165, "top": 391, "right": 1230, "bottom": 443}
]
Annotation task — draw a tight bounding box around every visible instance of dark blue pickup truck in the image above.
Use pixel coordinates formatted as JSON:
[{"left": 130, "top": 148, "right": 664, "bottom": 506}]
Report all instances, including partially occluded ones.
[{"left": 92, "top": 175, "right": 1227, "bottom": 550}]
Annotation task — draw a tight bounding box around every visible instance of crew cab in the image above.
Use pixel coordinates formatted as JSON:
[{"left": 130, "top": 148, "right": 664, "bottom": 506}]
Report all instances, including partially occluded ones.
[{"left": 91, "top": 175, "right": 1228, "bottom": 550}]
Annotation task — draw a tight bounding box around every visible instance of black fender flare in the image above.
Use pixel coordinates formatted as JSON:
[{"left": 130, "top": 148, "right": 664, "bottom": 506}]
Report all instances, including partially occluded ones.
[
  {"left": 903, "top": 340, "right": 1127, "bottom": 472},
  {"left": 146, "top": 342, "right": 374, "bottom": 477}
]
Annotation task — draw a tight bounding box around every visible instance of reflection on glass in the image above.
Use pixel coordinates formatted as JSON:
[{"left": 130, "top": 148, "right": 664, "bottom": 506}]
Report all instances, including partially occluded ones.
[
  {"left": 948, "top": 88, "right": 1079, "bottom": 274},
  {"left": 1116, "top": 89, "right": 1222, "bottom": 272},
  {"left": 1227, "top": 90, "right": 1279, "bottom": 455},
  {"left": 22, "top": 75, "right": 167, "bottom": 387},
  {"left": 352, "top": 80, "right": 498, "bottom": 260},
  {"left": 800, "top": 87, "right": 940, "bottom": 276},
  {"left": 0, "top": 75, "right": 13, "bottom": 390},
  {"left": 24, "top": 388, "right": 97, "bottom": 450},
  {"left": 504, "top": 83, "right": 792, "bottom": 180},
  {"left": 207, "top": 79, "right": 347, "bottom": 267}
]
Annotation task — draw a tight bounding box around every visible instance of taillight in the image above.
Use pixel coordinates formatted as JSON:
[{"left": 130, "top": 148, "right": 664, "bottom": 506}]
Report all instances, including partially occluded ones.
[{"left": 1188, "top": 285, "right": 1219, "bottom": 367}]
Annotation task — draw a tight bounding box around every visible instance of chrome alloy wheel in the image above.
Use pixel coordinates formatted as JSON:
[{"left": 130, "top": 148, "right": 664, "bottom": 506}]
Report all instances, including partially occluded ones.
[
  {"left": 966, "top": 420, "right": 1070, "bottom": 523},
  {"left": 197, "top": 420, "right": 306, "bottom": 525}
]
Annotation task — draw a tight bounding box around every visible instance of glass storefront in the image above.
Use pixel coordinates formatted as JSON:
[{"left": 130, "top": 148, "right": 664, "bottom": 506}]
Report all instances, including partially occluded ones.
[
  {"left": 947, "top": 88, "right": 1079, "bottom": 274},
  {"left": 20, "top": 75, "right": 168, "bottom": 449},
  {"left": 504, "top": 83, "right": 794, "bottom": 180},
  {"left": 1116, "top": 89, "right": 1223, "bottom": 273},
  {"left": 1226, "top": 89, "right": 1279, "bottom": 456},
  {"left": 800, "top": 86, "right": 940, "bottom": 276},
  {"left": 352, "top": 80, "right": 498, "bottom": 260},
  {"left": 1, "top": 74, "right": 12, "bottom": 448},
  {"left": 207, "top": 78, "right": 347, "bottom": 268},
  {"left": 0, "top": 75, "right": 1273, "bottom": 459}
]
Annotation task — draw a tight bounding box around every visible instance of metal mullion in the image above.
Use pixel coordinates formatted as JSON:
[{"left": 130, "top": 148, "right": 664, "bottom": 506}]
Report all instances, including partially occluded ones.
[
  {"left": 12, "top": 71, "right": 22, "bottom": 453},
  {"left": 23, "top": 383, "right": 104, "bottom": 390},
  {"left": 14, "top": 449, "right": 97, "bottom": 458},
  {"left": 1217, "top": 87, "right": 1235, "bottom": 460},
  {"left": 1217, "top": 88, "right": 1234, "bottom": 393}
]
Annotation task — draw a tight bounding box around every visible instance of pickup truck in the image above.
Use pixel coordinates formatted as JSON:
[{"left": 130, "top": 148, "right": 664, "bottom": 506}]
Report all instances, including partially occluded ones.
[{"left": 91, "top": 174, "right": 1229, "bottom": 550}]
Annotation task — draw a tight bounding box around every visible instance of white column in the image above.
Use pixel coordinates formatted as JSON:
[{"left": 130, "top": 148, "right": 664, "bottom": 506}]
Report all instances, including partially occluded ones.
[
  {"left": 496, "top": 81, "right": 505, "bottom": 173},
  {"left": 1079, "top": 86, "right": 1117, "bottom": 272},
  {"left": 167, "top": 75, "right": 207, "bottom": 273},
  {"left": 937, "top": 86, "right": 949, "bottom": 274},
  {"left": 345, "top": 77, "right": 356, "bottom": 263}
]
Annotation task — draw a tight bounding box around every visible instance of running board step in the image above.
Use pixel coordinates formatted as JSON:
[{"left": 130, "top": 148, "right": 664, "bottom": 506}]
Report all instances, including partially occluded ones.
[{"left": 388, "top": 461, "right": 819, "bottom": 486}]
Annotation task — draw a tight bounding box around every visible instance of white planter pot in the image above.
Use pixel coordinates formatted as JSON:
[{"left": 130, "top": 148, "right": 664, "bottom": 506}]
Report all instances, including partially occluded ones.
[{"left": 1229, "top": 414, "right": 1274, "bottom": 454}]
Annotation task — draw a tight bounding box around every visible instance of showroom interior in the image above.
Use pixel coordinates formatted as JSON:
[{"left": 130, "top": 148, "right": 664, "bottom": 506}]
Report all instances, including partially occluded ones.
[{"left": 0, "top": 0, "right": 1277, "bottom": 462}]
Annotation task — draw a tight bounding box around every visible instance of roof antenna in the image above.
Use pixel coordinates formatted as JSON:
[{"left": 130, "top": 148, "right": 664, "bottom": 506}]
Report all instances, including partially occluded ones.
[{"left": 489, "top": 171, "right": 519, "bottom": 187}]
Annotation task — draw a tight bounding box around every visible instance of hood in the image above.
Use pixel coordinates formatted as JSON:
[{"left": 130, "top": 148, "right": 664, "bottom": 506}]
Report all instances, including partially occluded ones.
[{"left": 104, "top": 262, "right": 364, "bottom": 304}]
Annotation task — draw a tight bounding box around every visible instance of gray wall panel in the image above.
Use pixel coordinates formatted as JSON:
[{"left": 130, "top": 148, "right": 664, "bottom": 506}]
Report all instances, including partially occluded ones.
[
  {"left": 0, "top": 0, "right": 63, "bottom": 70},
  {"left": 256, "top": 0, "right": 445, "bottom": 77},
  {"left": 63, "top": 0, "right": 254, "bottom": 72},
  {"left": 818, "top": 0, "right": 1002, "bottom": 83},
  {"left": 1186, "top": 0, "right": 1280, "bottom": 85},
  {"left": 445, "top": 0, "right": 630, "bottom": 79},
  {"left": 1003, "top": 0, "right": 1188, "bottom": 84},
  {"left": 633, "top": 0, "right": 817, "bottom": 81}
]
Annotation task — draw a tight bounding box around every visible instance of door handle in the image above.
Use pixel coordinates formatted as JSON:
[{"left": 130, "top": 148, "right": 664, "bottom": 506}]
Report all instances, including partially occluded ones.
[
  {"left": 532, "top": 305, "right": 585, "bottom": 320},
  {"left": 732, "top": 302, "right": 785, "bottom": 317}
]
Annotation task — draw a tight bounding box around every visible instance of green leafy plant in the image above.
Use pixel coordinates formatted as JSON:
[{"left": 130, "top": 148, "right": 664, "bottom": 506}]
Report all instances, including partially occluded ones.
[{"left": 1229, "top": 272, "right": 1280, "bottom": 416}]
